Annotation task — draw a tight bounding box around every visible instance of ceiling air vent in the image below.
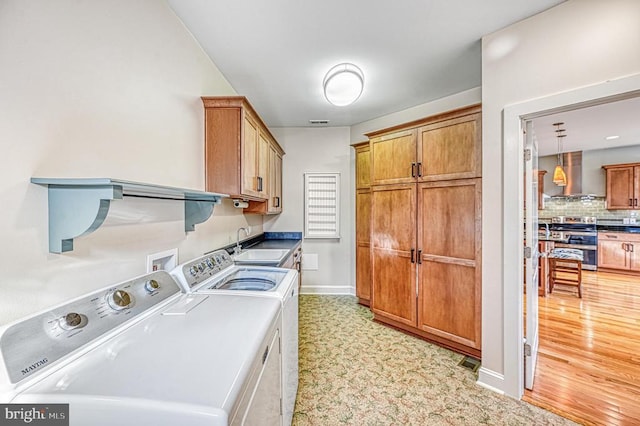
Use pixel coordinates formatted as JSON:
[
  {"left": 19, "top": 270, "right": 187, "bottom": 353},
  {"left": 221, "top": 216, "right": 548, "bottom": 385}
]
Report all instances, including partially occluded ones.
[{"left": 309, "top": 119, "right": 329, "bottom": 125}]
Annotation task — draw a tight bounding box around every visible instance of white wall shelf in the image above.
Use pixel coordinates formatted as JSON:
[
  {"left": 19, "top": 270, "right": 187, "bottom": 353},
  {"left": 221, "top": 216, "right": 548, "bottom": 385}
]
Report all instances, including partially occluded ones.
[{"left": 31, "top": 178, "right": 228, "bottom": 253}]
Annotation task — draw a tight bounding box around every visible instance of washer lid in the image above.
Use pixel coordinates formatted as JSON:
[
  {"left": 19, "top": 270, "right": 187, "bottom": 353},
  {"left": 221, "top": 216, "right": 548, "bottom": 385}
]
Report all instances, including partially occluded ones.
[
  {"left": 12, "top": 294, "right": 281, "bottom": 414},
  {"left": 212, "top": 269, "right": 289, "bottom": 292}
]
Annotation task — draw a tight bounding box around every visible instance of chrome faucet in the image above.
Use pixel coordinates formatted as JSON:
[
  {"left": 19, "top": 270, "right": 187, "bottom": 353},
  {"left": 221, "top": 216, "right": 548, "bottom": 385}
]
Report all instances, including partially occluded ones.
[{"left": 235, "top": 227, "right": 250, "bottom": 255}]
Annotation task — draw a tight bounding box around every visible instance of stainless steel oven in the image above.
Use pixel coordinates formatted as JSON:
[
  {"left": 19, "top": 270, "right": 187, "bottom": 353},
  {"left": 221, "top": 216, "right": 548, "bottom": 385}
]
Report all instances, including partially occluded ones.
[{"left": 548, "top": 216, "right": 598, "bottom": 271}]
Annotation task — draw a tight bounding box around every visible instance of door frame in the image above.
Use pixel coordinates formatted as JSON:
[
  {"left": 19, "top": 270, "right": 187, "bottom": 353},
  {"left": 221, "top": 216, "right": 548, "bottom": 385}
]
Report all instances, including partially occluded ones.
[{"left": 501, "top": 73, "right": 640, "bottom": 399}]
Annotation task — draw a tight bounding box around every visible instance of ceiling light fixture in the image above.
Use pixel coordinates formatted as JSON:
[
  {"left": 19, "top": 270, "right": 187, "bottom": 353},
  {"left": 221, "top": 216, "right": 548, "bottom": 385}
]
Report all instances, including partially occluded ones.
[
  {"left": 552, "top": 122, "right": 567, "bottom": 187},
  {"left": 605, "top": 135, "right": 620, "bottom": 140},
  {"left": 323, "top": 63, "right": 364, "bottom": 107}
]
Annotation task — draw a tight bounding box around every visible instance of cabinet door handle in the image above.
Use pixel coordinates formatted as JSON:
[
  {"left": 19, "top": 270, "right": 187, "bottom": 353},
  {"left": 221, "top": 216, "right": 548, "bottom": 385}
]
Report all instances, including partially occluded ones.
[
  {"left": 411, "top": 163, "right": 416, "bottom": 178},
  {"left": 607, "top": 234, "right": 618, "bottom": 239},
  {"left": 630, "top": 198, "right": 634, "bottom": 206},
  {"left": 274, "top": 196, "right": 280, "bottom": 207},
  {"left": 417, "top": 249, "right": 422, "bottom": 264},
  {"left": 630, "top": 244, "right": 634, "bottom": 253},
  {"left": 410, "top": 248, "right": 415, "bottom": 263},
  {"left": 417, "top": 162, "right": 422, "bottom": 177},
  {"left": 622, "top": 243, "right": 628, "bottom": 251},
  {"left": 257, "top": 176, "right": 263, "bottom": 192},
  {"left": 635, "top": 198, "right": 638, "bottom": 207}
]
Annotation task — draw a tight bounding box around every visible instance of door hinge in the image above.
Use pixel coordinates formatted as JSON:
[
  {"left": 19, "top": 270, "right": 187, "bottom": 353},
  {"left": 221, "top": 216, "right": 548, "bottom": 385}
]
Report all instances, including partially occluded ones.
[
  {"left": 524, "top": 149, "right": 532, "bottom": 162},
  {"left": 524, "top": 246, "right": 532, "bottom": 258},
  {"left": 524, "top": 343, "right": 532, "bottom": 357}
]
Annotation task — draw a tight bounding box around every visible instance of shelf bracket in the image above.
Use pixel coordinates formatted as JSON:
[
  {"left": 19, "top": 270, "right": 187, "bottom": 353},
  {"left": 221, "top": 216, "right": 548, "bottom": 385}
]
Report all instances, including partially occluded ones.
[
  {"left": 44, "top": 184, "right": 123, "bottom": 253},
  {"left": 184, "top": 197, "right": 221, "bottom": 232}
]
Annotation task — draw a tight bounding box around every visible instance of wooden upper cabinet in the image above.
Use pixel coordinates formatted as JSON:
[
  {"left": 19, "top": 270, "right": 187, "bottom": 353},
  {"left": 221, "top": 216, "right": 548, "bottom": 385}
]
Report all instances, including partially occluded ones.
[
  {"left": 202, "top": 96, "right": 285, "bottom": 206},
  {"left": 367, "top": 105, "right": 481, "bottom": 186},
  {"left": 242, "top": 113, "right": 261, "bottom": 199},
  {"left": 267, "top": 144, "right": 283, "bottom": 214},
  {"left": 354, "top": 142, "right": 371, "bottom": 189},
  {"left": 602, "top": 163, "right": 640, "bottom": 209},
  {"left": 370, "top": 130, "right": 417, "bottom": 185},
  {"left": 418, "top": 111, "right": 481, "bottom": 181}
]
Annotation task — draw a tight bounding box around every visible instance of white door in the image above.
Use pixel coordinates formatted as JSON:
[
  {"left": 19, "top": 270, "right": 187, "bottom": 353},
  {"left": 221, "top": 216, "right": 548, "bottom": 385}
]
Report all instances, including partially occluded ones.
[{"left": 524, "top": 119, "right": 540, "bottom": 390}]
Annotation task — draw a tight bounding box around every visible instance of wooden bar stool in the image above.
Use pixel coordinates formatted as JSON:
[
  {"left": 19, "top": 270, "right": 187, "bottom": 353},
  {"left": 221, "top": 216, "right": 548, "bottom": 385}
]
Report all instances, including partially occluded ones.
[{"left": 548, "top": 249, "right": 583, "bottom": 298}]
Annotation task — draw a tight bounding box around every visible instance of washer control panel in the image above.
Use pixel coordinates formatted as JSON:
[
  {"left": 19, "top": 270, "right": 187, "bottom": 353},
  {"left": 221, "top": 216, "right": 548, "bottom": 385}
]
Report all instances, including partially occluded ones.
[
  {"left": 178, "top": 250, "right": 233, "bottom": 289},
  {"left": 0, "top": 271, "right": 181, "bottom": 385}
]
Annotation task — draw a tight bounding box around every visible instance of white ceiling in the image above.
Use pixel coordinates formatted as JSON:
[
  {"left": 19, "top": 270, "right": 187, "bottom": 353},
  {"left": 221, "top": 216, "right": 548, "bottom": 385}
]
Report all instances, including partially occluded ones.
[
  {"left": 167, "top": 0, "right": 564, "bottom": 127},
  {"left": 533, "top": 95, "right": 640, "bottom": 156}
]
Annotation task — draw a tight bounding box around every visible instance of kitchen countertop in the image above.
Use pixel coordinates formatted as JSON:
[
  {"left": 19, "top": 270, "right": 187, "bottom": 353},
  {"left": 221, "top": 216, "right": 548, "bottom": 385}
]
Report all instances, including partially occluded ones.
[{"left": 538, "top": 218, "right": 640, "bottom": 234}]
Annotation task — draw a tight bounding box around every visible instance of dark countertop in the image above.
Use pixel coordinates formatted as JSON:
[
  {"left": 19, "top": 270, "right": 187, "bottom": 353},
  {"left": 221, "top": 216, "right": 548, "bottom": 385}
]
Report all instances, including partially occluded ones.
[
  {"left": 219, "top": 232, "right": 302, "bottom": 267},
  {"left": 597, "top": 225, "right": 640, "bottom": 234},
  {"left": 538, "top": 218, "right": 640, "bottom": 233}
]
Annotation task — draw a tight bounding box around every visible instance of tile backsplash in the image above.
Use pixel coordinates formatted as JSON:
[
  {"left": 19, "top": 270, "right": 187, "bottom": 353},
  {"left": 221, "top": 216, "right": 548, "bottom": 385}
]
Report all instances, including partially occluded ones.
[{"left": 540, "top": 197, "right": 640, "bottom": 219}]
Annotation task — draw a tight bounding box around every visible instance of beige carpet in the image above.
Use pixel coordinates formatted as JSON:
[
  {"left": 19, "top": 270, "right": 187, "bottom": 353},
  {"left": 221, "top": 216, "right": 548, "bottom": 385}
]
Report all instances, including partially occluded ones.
[{"left": 293, "top": 295, "right": 576, "bottom": 426}]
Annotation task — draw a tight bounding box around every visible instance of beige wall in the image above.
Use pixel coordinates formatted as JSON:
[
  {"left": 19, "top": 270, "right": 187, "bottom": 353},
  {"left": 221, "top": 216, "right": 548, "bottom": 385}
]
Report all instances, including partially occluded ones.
[
  {"left": 0, "top": 0, "right": 264, "bottom": 324},
  {"left": 267, "top": 127, "right": 353, "bottom": 294},
  {"left": 481, "top": 0, "right": 640, "bottom": 396}
]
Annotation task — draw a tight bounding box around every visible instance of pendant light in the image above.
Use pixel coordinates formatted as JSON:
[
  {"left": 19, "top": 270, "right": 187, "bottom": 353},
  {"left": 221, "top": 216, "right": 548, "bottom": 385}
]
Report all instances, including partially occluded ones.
[{"left": 552, "top": 122, "right": 567, "bottom": 186}]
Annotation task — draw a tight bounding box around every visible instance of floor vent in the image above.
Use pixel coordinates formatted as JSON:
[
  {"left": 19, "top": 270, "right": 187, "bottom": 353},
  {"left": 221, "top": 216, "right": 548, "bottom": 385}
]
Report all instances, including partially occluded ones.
[{"left": 458, "top": 356, "right": 481, "bottom": 373}]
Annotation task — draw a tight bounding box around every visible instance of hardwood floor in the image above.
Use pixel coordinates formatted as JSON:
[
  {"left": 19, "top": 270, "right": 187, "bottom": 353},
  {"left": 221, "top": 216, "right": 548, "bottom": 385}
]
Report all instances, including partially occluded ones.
[{"left": 523, "top": 270, "right": 640, "bottom": 425}]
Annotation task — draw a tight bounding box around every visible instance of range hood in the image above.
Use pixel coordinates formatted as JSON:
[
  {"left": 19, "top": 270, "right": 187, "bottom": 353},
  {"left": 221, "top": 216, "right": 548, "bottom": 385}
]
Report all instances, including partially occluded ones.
[
  {"left": 548, "top": 151, "right": 599, "bottom": 198},
  {"left": 560, "top": 151, "right": 582, "bottom": 196}
]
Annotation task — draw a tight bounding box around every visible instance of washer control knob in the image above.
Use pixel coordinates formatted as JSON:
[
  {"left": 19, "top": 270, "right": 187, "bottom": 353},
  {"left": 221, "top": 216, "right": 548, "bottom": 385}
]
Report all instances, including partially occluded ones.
[
  {"left": 108, "top": 289, "right": 132, "bottom": 311},
  {"left": 205, "top": 258, "right": 214, "bottom": 269},
  {"left": 189, "top": 266, "right": 198, "bottom": 276},
  {"left": 144, "top": 279, "right": 160, "bottom": 293},
  {"left": 59, "top": 312, "right": 83, "bottom": 330}
]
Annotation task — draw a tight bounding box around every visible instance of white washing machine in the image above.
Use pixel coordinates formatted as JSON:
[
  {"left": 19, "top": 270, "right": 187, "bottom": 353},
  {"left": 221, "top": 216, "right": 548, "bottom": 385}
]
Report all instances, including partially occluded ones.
[
  {"left": 0, "top": 270, "right": 282, "bottom": 426},
  {"left": 171, "top": 250, "right": 299, "bottom": 426}
]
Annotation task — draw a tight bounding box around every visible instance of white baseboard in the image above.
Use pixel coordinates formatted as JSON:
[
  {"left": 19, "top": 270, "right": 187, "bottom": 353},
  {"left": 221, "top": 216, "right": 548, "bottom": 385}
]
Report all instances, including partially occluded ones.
[
  {"left": 300, "top": 286, "right": 354, "bottom": 296},
  {"left": 476, "top": 367, "right": 505, "bottom": 395}
]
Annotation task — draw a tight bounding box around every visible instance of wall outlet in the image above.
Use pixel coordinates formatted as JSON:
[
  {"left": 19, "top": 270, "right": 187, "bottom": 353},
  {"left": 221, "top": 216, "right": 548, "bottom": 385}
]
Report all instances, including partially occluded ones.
[{"left": 146, "top": 248, "right": 178, "bottom": 273}]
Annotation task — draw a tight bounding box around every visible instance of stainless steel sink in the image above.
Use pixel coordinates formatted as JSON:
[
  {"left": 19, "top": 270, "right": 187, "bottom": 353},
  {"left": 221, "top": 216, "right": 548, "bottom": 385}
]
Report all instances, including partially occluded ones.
[{"left": 233, "top": 249, "right": 289, "bottom": 265}]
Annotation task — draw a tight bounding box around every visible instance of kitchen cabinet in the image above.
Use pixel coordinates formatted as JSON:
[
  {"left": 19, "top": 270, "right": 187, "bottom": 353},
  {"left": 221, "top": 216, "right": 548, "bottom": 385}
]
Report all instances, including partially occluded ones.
[
  {"left": 538, "top": 241, "right": 553, "bottom": 296},
  {"left": 538, "top": 170, "right": 547, "bottom": 210},
  {"left": 602, "top": 163, "right": 640, "bottom": 209},
  {"left": 369, "top": 105, "right": 481, "bottom": 186},
  {"left": 202, "top": 96, "right": 284, "bottom": 209},
  {"left": 353, "top": 142, "right": 372, "bottom": 306},
  {"left": 598, "top": 232, "right": 640, "bottom": 274},
  {"left": 366, "top": 105, "right": 482, "bottom": 358}
]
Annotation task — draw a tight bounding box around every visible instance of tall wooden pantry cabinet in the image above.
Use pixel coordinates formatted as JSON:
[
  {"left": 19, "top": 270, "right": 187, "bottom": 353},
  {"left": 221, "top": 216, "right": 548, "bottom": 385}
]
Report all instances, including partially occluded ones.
[
  {"left": 353, "top": 142, "right": 372, "bottom": 306},
  {"left": 361, "top": 104, "right": 482, "bottom": 358}
]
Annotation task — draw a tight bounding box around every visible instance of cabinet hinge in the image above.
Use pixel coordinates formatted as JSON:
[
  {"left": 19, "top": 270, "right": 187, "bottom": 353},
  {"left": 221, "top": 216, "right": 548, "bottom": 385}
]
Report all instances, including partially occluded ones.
[
  {"left": 524, "top": 149, "right": 532, "bottom": 162},
  {"left": 524, "top": 343, "right": 532, "bottom": 357},
  {"left": 524, "top": 246, "right": 532, "bottom": 258}
]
